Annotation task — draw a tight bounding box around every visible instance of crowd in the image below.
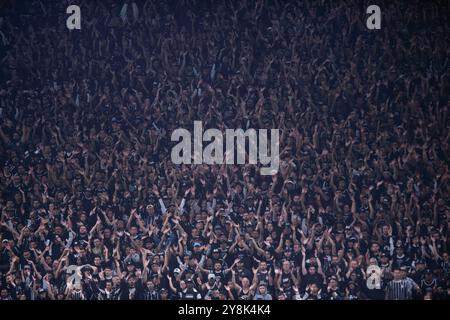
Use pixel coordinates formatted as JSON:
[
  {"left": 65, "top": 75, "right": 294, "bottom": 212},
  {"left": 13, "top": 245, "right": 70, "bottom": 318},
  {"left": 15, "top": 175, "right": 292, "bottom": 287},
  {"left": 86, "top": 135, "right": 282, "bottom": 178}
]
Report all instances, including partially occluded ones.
[{"left": 0, "top": 0, "right": 449, "bottom": 300}]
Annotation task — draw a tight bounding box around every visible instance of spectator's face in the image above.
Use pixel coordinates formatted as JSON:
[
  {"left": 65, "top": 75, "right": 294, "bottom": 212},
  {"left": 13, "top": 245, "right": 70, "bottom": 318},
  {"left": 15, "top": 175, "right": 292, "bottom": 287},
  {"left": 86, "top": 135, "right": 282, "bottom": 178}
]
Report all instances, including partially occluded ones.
[
  {"left": 1, "top": 289, "right": 9, "bottom": 298},
  {"left": 310, "top": 283, "right": 319, "bottom": 294},
  {"left": 260, "top": 262, "right": 267, "bottom": 271},
  {"left": 23, "top": 266, "right": 31, "bottom": 275},
  {"left": 146, "top": 281, "right": 154, "bottom": 289},
  {"left": 22, "top": 227, "right": 30, "bottom": 237},
  {"left": 14, "top": 193, "right": 21, "bottom": 203},
  {"left": 112, "top": 276, "right": 120, "bottom": 286},
  {"left": 329, "top": 279, "right": 338, "bottom": 288},
  {"left": 23, "top": 251, "right": 31, "bottom": 260},
  {"left": 371, "top": 243, "right": 380, "bottom": 252},
  {"left": 309, "top": 266, "right": 316, "bottom": 275},
  {"left": 117, "top": 221, "right": 125, "bottom": 230},
  {"left": 393, "top": 270, "right": 402, "bottom": 280}
]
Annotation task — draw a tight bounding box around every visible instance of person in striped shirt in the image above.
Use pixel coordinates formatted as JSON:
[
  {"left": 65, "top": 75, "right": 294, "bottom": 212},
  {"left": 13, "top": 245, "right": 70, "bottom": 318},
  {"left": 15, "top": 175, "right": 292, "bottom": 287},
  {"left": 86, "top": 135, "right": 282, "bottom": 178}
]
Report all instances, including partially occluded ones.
[{"left": 385, "top": 267, "right": 420, "bottom": 300}]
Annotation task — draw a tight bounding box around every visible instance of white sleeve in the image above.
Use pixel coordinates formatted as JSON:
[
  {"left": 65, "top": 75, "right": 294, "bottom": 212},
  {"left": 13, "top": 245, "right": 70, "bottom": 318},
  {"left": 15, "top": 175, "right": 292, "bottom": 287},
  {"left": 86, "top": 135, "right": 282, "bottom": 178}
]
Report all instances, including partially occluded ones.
[
  {"left": 159, "top": 198, "right": 167, "bottom": 214},
  {"left": 120, "top": 3, "right": 128, "bottom": 22},
  {"left": 179, "top": 198, "right": 186, "bottom": 213},
  {"left": 131, "top": 2, "right": 139, "bottom": 21},
  {"left": 210, "top": 64, "right": 216, "bottom": 81}
]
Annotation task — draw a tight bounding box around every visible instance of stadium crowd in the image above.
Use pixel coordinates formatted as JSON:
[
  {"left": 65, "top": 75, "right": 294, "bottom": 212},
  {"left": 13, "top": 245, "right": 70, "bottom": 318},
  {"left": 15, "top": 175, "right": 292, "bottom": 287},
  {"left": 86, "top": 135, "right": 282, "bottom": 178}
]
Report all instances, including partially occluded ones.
[{"left": 0, "top": 0, "right": 449, "bottom": 300}]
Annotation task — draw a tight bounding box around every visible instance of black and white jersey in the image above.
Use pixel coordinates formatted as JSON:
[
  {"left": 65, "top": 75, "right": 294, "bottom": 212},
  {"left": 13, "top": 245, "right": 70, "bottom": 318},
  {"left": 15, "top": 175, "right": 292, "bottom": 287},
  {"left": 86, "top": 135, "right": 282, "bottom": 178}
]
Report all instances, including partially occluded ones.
[
  {"left": 237, "top": 288, "right": 253, "bottom": 300},
  {"left": 420, "top": 278, "right": 437, "bottom": 292},
  {"left": 143, "top": 288, "right": 159, "bottom": 300},
  {"left": 98, "top": 288, "right": 121, "bottom": 300},
  {"left": 255, "top": 270, "right": 270, "bottom": 286},
  {"left": 70, "top": 289, "right": 86, "bottom": 300},
  {"left": 180, "top": 288, "right": 202, "bottom": 300},
  {"left": 385, "top": 279, "right": 414, "bottom": 300}
]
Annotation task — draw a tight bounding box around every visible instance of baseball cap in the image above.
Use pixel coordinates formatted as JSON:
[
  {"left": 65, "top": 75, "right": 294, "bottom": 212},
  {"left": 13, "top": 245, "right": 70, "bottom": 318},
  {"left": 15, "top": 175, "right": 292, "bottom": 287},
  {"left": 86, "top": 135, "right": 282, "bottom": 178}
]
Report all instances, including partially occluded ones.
[
  {"left": 208, "top": 274, "right": 216, "bottom": 280},
  {"left": 174, "top": 268, "right": 181, "bottom": 274}
]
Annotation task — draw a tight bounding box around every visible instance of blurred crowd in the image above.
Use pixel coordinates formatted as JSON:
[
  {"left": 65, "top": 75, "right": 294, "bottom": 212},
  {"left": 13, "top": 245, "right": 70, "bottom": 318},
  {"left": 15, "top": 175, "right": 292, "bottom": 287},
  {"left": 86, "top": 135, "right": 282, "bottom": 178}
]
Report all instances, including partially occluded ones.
[{"left": 0, "top": 0, "right": 449, "bottom": 300}]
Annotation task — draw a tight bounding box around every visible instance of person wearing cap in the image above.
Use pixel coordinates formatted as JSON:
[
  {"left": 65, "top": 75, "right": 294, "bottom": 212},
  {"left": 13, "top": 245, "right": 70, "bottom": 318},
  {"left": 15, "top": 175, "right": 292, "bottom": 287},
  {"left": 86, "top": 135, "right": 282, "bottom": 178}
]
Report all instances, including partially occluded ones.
[
  {"left": 179, "top": 278, "right": 202, "bottom": 300},
  {"left": 419, "top": 269, "right": 437, "bottom": 294},
  {"left": 159, "top": 287, "right": 169, "bottom": 300},
  {"left": 201, "top": 273, "right": 219, "bottom": 295}
]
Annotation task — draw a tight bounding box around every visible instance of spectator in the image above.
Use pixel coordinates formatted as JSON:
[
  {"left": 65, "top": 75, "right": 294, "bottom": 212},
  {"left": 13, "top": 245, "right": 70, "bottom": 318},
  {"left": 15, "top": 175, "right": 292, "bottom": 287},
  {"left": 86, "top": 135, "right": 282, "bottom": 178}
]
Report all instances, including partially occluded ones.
[{"left": 0, "top": 0, "right": 449, "bottom": 300}]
